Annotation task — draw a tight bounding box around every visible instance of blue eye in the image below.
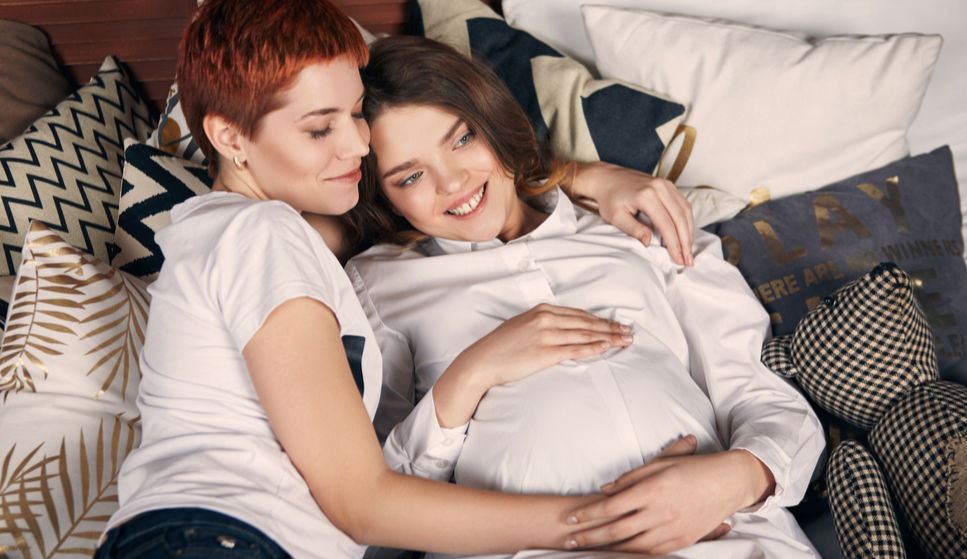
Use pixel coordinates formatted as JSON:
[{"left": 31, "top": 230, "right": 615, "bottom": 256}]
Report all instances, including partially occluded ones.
[
  {"left": 401, "top": 171, "right": 423, "bottom": 186},
  {"left": 456, "top": 131, "right": 474, "bottom": 146}
]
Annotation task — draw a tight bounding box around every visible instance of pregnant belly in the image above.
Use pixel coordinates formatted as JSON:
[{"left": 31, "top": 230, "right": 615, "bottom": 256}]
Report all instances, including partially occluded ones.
[{"left": 454, "top": 348, "right": 720, "bottom": 496}]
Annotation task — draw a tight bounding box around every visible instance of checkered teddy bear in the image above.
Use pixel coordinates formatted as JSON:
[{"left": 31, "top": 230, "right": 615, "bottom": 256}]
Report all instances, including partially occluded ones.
[{"left": 761, "top": 262, "right": 966, "bottom": 559}]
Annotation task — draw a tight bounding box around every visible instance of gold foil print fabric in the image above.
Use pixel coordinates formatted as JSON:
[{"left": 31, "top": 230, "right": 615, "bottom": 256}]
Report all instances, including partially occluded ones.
[
  {"left": 0, "top": 222, "right": 149, "bottom": 402},
  {"left": 0, "top": 415, "right": 141, "bottom": 558},
  {"left": 749, "top": 188, "right": 771, "bottom": 208}
]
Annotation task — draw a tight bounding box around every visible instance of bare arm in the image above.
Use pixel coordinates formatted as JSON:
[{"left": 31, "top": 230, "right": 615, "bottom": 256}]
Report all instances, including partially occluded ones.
[
  {"left": 565, "top": 161, "right": 695, "bottom": 266},
  {"left": 244, "top": 296, "right": 610, "bottom": 553}
]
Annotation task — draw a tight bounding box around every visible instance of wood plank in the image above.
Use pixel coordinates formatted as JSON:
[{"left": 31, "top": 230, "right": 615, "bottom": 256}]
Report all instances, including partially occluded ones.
[
  {"left": 66, "top": 59, "right": 179, "bottom": 85},
  {"left": 341, "top": 4, "right": 407, "bottom": 25},
  {"left": 43, "top": 18, "right": 188, "bottom": 44},
  {"left": 50, "top": 37, "right": 181, "bottom": 65},
  {"left": 0, "top": 0, "right": 195, "bottom": 25}
]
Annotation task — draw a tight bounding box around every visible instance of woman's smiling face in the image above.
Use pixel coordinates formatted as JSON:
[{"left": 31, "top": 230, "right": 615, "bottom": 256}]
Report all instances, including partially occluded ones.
[
  {"left": 238, "top": 55, "right": 370, "bottom": 215},
  {"left": 369, "top": 104, "right": 535, "bottom": 243}
]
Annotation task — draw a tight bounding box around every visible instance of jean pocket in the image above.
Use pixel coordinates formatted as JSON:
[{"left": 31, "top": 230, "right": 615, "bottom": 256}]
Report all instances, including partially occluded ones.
[{"left": 164, "top": 526, "right": 269, "bottom": 558}]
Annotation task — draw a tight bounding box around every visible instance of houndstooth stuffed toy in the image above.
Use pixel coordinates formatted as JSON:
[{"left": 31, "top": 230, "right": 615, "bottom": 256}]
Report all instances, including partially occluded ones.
[{"left": 761, "top": 262, "right": 967, "bottom": 559}]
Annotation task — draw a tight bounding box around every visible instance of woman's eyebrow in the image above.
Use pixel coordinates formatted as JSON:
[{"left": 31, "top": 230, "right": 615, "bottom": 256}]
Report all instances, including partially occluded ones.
[
  {"left": 439, "top": 118, "right": 464, "bottom": 147},
  {"left": 382, "top": 159, "right": 417, "bottom": 180},
  {"left": 298, "top": 91, "right": 366, "bottom": 121}
]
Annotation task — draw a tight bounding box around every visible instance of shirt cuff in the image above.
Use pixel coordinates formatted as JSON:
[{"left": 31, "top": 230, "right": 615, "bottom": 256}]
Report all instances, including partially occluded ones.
[
  {"left": 730, "top": 437, "right": 792, "bottom": 514},
  {"left": 382, "top": 386, "right": 469, "bottom": 482}
]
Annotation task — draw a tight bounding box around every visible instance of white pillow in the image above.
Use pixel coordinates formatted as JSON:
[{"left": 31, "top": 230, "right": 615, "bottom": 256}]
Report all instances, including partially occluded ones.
[
  {"left": 680, "top": 187, "right": 747, "bottom": 229},
  {"left": 503, "top": 0, "right": 967, "bottom": 191},
  {"left": 580, "top": 6, "right": 941, "bottom": 205},
  {"left": 0, "top": 221, "right": 148, "bottom": 558}
]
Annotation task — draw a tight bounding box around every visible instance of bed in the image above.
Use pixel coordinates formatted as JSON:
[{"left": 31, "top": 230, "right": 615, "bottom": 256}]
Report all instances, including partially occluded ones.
[{"left": 0, "top": 0, "right": 964, "bottom": 558}]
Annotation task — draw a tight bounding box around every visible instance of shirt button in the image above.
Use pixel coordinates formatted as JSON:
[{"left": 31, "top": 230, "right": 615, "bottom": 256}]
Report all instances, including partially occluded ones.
[
  {"left": 442, "top": 438, "right": 454, "bottom": 447},
  {"left": 435, "top": 459, "right": 449, "bottom": 468},
  {"left": 518, "top": 260, "right": 531, "bottom": 271}
]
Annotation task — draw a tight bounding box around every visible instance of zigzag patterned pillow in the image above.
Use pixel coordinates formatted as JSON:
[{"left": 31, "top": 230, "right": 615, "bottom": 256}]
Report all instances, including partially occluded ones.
[
  {"left": 0, "top": 221, "right": 148, "bottom": 558},
  {"left": 409, "top": 0, "right": 685, "bottom": 175},
  {"left": 0, "top": 56, "right": 153, "bottom": 276},
  {"left": 112, "top": 141, "right": 211, "bottom": 281}
]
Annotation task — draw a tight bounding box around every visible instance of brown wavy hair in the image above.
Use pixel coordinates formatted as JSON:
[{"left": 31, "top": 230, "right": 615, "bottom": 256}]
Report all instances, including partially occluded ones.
[{"left": 341, "top": 35, "right": 574, "bottom": 252}]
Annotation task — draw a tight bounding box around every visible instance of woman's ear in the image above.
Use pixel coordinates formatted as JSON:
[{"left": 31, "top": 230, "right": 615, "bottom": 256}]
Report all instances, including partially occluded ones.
[{"left": 203, "top": 114, "right": 246, "bottom": 168}]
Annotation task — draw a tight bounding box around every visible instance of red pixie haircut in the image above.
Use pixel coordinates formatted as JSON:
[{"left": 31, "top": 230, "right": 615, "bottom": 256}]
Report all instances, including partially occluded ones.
[{"left": 177, "top": 0, "right": 369, "bottom": 177}]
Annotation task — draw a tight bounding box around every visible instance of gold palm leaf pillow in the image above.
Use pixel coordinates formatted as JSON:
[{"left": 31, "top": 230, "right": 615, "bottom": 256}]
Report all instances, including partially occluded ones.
[{"left": 0, "top": 221, "right": 148, "bottom": 558}]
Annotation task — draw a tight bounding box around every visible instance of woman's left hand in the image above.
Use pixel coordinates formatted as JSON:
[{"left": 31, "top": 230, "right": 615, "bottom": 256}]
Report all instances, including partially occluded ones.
[
  {"left": 567, "top": 161, "right": 695, "bottom": 266},
  {"left": 561, "top": 436, "right": 775, "bottom": 555}
]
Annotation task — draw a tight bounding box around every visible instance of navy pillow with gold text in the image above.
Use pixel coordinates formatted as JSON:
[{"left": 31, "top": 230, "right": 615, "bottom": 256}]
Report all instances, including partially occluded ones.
[{"left": 707, "top": 146, "right": 967, "bottom": 378}]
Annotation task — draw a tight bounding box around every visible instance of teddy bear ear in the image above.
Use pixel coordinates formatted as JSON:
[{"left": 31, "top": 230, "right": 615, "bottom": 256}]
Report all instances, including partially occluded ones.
[{"left": 761, "top": 335, "right": 799, "bottom": 378}]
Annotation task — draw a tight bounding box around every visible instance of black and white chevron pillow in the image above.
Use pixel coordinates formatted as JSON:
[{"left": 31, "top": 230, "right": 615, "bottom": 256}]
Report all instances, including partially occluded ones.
[
  {"left": 0, "top": 56, "right": 153, "bottom": 275},
  {"left": 112, "top": 141, "right": 211, "bottom": 281},
  {"left": 409, "top": 0, "right": 685, "bottom": 176}
]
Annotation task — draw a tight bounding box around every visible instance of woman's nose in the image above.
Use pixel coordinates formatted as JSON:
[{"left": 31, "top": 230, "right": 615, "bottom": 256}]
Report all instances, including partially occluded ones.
[
  {"left": 437, "top": 161, "right": 467, "bottom": 194},
  {"left": 337, "top": 117, "right": 370, "bottom": 159}
]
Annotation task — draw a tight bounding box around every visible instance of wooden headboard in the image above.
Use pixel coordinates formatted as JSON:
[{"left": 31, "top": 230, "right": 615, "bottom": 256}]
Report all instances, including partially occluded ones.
[{"left": 0, "top": 0, "right": 500, "bottom": 117}]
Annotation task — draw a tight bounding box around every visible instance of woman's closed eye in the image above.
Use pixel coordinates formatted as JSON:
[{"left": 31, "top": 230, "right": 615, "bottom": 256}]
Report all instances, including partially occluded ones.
[{"left": 309, "top": 127, "right": 333, "bottom": 139}]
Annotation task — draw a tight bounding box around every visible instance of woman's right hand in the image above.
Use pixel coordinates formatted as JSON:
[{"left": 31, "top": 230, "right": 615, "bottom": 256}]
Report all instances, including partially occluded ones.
[{"left": 432, "top": 303, "right": 633, "bottom": 428}]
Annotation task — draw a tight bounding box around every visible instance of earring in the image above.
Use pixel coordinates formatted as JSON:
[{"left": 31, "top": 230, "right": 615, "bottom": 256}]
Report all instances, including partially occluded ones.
[{"left": 233, "top": 156, "right": 245, "bottom": 171}]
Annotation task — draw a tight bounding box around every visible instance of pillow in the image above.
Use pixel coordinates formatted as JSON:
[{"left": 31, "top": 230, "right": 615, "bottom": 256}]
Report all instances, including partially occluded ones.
[
  {"left": 0, "top": 20, "right": 74, "bottom": 145},
  {"left": 503, "top": 0, "right": 967, "bottom": 215},
  {"left": 0, "top": 55, "right": 154, "bottom": 276},
  {"left": 708, "top": 146, "right": 967, "bottom": 379},
  {"left": 0, "top": 221, "right": 148, "bottom": 558},
  {"left": 112, "top": 141, "right": 212, "bottom": 281},
  {"left": 144, "top": 83, "right": 208, "bottom": 165},
  {"left": 408, "top": 0, "right": 686, "bottom": 176},
  {"left": 679, "top": 186, "right": 747, "bottom": 229},
  {"left": 581, "top": 6, "right": 942, "bottom": 206},
  {"left": 0, "top": 275, "right": 12, "bottom": 332}
]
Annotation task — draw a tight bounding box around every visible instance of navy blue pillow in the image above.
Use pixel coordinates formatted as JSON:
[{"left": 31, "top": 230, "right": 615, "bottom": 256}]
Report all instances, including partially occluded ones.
[
  {"left": 409, "top": 0, "right": 685, "bottom": 175},
  {"left": 707, "top": 146, "right": 967, "bottom": 376}
]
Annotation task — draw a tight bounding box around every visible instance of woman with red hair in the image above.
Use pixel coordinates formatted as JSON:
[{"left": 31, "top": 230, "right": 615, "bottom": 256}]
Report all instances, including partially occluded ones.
[{"left": 93, "top": 0, "right": 695, "bottom": 558}]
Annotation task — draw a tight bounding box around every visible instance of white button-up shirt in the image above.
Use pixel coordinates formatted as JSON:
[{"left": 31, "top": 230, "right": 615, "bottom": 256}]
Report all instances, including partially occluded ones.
[{"left": 346, "top": 190, "right": 824, "bottom": 559}]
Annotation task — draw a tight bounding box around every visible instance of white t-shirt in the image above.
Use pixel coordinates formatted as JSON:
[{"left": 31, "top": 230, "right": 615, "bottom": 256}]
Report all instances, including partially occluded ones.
[
  {"left": 109, "top": 192, "right": 382, "bottom": 559},
  {"left": 347, "top": 189, "right": 825, "bottom": 559}
]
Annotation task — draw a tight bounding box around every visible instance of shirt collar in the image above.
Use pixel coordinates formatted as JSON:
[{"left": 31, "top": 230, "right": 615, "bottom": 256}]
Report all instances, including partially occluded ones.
[{"left": 424, "top": 188, "right": 578, "bottom": 256}]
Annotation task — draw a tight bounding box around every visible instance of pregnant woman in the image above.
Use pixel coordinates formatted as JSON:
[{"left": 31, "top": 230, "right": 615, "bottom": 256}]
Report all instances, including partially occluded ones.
[{"left": 345, "top": 35, "right": 826, "bottom": 559}]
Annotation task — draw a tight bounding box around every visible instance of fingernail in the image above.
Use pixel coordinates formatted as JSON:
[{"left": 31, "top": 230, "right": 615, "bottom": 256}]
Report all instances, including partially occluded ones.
[
  {"left": 675, "top": 253, "right": 684, "bottom": 265},
  {"left": 621, "top": 334, "right": 633, "bottom": 343},
  {"left": 600, "top": 341, "right": 611, "bottom": 349},
  {"left": 565, "top": 538, "right": 578, "bottom": 549},
  {"left": 601, "top": 481, "right": 615, "bottom": 492},
  {"left": 686, "top": 254, "right": 694, "bottom": 267},
  {"left": 566, "top": 515, "right": 579, "bottom": 525},
  {"left": 686, "top": 434, "right": 696, "bottom": 445},
  {"left": 620, "top": 325, "right": 631, "bottom": 333}
]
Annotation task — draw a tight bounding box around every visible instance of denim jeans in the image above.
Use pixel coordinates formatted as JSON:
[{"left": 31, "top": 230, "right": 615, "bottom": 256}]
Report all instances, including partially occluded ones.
[{"left": 94, "top": 508, "right": 292, "bottom": 559}]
